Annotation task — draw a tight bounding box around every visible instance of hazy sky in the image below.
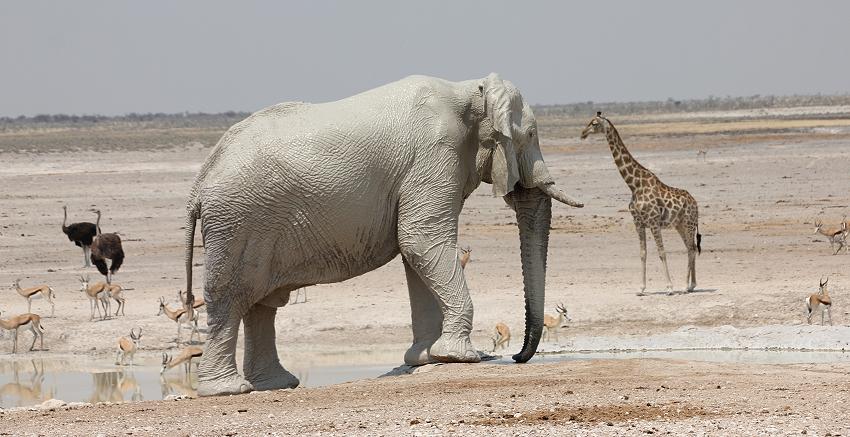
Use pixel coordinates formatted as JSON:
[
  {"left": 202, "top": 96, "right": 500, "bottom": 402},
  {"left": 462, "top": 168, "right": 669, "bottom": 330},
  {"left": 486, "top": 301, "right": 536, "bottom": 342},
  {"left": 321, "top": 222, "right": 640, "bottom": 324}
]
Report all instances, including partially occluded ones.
[{"left": 2, "top": 1, "right": 849, "bottom": 116}]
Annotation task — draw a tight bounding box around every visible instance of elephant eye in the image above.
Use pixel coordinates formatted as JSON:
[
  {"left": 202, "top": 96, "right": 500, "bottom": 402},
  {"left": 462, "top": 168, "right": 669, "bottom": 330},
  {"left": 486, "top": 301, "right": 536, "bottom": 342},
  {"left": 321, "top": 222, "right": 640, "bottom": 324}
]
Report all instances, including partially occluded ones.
[{"left": 529, "top": 130, "right": 534, "bottom": 138}]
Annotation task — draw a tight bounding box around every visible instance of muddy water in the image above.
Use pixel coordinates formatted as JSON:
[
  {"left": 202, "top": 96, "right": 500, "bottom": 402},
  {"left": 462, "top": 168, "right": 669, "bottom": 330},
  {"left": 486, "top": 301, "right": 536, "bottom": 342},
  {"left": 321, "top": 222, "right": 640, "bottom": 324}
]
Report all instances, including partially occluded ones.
[
  {"left": 1, "top": 349, "right": 847, "bottom": 408},
  {"left": 0, "top": 358, "right": 392, "bottom": 408}
]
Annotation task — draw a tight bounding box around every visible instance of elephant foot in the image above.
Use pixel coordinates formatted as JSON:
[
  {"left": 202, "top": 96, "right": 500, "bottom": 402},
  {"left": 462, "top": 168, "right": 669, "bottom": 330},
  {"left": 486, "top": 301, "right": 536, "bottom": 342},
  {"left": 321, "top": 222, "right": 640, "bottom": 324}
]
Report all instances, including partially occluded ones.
[
  {"left": 404, "top": 341, "right": 439, "bottom": 366},
  {"left": 246, "top": 365, "right": 299, "bottom": 391},
  {"left": 197, "top": 373, "right": 253, "bottom": 397},
  {"left": 429, "top": 334, "right": 480, "bottom": 363}
]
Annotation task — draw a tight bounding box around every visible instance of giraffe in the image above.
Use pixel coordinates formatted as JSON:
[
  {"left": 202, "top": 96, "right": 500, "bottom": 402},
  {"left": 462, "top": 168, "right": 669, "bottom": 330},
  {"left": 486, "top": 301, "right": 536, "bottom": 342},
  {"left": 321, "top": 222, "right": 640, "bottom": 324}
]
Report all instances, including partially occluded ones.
[{"left": 581, "top": 112, "right": 701, "bottom": 295}]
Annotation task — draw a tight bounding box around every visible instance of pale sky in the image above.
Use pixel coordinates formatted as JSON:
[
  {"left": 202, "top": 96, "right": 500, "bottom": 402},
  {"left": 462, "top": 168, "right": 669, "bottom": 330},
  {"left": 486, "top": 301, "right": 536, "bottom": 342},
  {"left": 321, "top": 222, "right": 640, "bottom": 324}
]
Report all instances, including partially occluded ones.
[{"left": 1, "top": 1, "right": 848, "bottom": 116}]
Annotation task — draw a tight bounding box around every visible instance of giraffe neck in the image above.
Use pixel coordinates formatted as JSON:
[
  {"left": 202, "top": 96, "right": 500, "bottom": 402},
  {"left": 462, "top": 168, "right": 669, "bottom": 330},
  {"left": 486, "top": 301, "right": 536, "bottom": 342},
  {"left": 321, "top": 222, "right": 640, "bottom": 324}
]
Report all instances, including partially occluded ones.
[{"left": 603, "top": 122, "right": 657, "bottom": 193}]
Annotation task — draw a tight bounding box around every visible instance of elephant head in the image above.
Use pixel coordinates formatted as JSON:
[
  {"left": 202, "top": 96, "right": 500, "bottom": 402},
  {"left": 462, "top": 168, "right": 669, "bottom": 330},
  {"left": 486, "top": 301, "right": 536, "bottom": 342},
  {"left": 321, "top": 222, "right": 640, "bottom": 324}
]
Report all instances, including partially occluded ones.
[{"left": 474, "top": 73, "right": 583, "bottom": 363}]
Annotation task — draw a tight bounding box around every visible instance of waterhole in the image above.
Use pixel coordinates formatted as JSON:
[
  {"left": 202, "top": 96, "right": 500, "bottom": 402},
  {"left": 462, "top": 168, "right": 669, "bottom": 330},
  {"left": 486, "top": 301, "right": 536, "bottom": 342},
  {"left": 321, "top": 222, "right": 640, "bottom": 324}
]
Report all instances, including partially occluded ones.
[{"left": 1, "top": 348, "right": 846, "bottom": 408}]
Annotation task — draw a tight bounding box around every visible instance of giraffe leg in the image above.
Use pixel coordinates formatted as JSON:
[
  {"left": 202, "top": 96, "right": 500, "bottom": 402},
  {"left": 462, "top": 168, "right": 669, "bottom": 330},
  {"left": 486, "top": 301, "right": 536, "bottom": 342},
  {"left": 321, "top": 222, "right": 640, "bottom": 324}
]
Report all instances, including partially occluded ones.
[
  {"left": 650, "top": 228, "right": 674, "bottom": 295},
  {"left": 676, "top": 225, "right": 697, "bottom": 292},
  {"left": 636, "top": 226, "right": 648, "bottom": 296}
]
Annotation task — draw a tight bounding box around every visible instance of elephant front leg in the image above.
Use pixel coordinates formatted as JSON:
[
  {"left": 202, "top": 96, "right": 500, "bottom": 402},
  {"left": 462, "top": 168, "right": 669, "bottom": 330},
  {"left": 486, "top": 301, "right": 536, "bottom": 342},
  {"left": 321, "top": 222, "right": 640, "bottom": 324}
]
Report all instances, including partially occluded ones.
[
  {"left": 243, "top": 304, "right": 299, "bottom": 391},
  {"left": 197, "top": 305, "right": 253, "bottom": 397},
  {"left": 399, "top": 235, "right": 479, "bottom": 364},
  {"left": 403, "top": 258, "right": 443, "bottom": 366}
]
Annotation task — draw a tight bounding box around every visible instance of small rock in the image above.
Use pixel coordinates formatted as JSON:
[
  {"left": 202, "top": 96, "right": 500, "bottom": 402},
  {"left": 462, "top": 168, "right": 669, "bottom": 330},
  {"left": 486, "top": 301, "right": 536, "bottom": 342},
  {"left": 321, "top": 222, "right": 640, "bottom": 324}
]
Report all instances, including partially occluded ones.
[{"left": 38, "top": 399, "right": 67, "bottom": 410}]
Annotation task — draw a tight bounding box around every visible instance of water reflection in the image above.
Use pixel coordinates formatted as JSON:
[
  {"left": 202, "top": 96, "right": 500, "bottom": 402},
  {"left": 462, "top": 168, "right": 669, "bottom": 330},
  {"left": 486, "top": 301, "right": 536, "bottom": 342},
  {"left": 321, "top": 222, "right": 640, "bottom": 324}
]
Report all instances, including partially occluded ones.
[
  {"left": 0, "top": 360, "right": 54, "bottom": 407},
  {"left": 160, "top": 372, "right": 198, "bottom": 398},
  {"left": 90, "top": 371, "right": 146, "bottom": 403}
]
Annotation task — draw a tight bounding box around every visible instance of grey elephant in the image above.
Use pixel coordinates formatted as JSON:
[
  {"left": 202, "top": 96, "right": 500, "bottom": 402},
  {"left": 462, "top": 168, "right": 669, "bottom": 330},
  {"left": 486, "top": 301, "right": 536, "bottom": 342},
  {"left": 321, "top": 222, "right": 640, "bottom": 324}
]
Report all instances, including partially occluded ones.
[{"left": 184, "top": 73, "right": 583, "bottom": 396}]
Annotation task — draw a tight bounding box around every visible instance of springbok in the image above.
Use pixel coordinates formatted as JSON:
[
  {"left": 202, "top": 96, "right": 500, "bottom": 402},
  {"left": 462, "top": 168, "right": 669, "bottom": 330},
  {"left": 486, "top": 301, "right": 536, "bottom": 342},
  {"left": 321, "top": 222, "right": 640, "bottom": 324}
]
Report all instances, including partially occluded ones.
[
  {"left": 814, "top": 219, "right": 847, "bottom": 255},
  {"left": 0, "top": 311, "right": 45, "bottom": 353},
  {"left": 12, "top": 279, "right": 55, "bottom": 317},
  {"left": 542, "top": 303, "right": 571, "bottom": 342},
  {"left": 161, "top": 346, "right": 203, "bottom": 374},
  {"left": 115, "top": 327, "right": 142, "bottom": 366},
  {"left": 459, "top": 246, "right": 472, "bottom": 269},
  {"left": 806, "top": 277, "right": 833, "bottom": 325},
  {"left": 157, "top": 297, "right": 199, "bottom": 344},
  {"left": 490, "top": 322, "right": 511, "bottom": 352},
  {"left": 78, "top": 275, "right": 110, "bottom": 321},
  {"left": 107, "top": 283, "right": 126, "bottom": 317}
]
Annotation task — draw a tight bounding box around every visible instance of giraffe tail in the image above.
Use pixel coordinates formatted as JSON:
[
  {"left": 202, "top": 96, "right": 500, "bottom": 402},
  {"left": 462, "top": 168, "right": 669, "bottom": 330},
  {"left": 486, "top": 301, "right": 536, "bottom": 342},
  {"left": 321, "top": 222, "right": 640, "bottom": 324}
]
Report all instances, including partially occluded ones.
[{"left": 696, "top": 225, "right": 702, "bottom": 255}]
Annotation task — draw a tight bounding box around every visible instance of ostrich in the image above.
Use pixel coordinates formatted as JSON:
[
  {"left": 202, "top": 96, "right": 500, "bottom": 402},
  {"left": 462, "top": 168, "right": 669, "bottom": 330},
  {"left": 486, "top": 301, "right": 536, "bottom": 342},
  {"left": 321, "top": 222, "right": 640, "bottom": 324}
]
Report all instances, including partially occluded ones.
[
  {"left": 90, "top": 210, "right": 125, "bottom": 284},
  {"left": 61, "top": 205, "right": 98, "bottom": 267}
]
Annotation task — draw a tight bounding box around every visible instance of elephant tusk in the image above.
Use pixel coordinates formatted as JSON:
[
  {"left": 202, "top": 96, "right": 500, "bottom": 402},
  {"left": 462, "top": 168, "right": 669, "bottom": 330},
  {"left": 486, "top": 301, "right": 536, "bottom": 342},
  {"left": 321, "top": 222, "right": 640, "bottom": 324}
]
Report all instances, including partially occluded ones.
[{"left": 539, "top": 184, "right": 584, "bottom": 208}]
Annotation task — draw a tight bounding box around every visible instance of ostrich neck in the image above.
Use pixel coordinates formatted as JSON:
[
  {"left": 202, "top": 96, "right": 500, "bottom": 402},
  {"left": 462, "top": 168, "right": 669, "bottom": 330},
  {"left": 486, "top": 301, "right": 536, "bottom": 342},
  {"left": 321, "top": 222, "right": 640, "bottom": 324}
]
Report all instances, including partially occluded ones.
[
  {"left": 96, "top": 213, "right": 102, "bottom": 235},
  {"left": 62, "top": 208, "right": 67, "bottom": 229},
  {"left": 604, "top": 124, "right": 657, "bottom": 193}
]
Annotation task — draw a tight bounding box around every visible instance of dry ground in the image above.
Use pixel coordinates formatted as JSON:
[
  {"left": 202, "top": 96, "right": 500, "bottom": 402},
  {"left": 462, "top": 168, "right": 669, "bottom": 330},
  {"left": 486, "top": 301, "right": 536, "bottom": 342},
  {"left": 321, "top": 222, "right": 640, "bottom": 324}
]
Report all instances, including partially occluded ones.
[
  {"left": 3, "top": 359, "right": 850, "bottom": 436},
  {"left": 1, "top": 107, "right": 850, "bottom": 434}
]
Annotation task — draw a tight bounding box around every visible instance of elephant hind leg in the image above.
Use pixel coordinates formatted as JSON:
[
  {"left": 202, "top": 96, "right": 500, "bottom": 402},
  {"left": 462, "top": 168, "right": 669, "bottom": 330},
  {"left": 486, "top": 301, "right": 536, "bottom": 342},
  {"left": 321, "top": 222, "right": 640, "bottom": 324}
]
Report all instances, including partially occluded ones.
[
  {"left": 243, "top": 304, "right": 299, "bottom": 391},
  {"left": 197, "top": 301, "right": 253, "bottom": 397}
]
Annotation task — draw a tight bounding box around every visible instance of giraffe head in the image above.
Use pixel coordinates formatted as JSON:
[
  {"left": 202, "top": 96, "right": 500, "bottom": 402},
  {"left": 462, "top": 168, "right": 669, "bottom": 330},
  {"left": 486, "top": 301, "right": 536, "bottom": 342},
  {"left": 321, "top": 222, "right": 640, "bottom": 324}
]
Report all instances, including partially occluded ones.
[{"left": 580, "top": 111, "right": 610, "bottom": 139}]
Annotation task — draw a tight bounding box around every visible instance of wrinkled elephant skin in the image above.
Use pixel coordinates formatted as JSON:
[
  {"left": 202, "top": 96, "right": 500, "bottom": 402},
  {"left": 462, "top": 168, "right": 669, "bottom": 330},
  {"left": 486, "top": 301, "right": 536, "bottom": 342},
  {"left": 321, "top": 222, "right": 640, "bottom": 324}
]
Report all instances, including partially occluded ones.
[{"left": 184, "top": 74, "right": 583, "bottom": 396}]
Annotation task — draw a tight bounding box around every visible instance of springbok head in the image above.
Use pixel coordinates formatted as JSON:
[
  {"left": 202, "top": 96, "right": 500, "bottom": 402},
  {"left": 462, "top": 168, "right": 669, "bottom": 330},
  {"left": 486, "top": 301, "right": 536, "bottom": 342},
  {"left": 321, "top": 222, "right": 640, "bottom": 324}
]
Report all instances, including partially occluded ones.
[
  {"left": 819, "top": 276, "right": 829, "bottom": 294},
  {"left": 161, "top": 352, "right": 172, "bottom": 373},
  {"left": 555, "top": 303, "right": 571, "bottom": 325},
  {"left": 129, "top": 327, "right": 142, "bottom": 342},
  {"left": 157, "top": 297, "right": 166, "bottom": 316}
]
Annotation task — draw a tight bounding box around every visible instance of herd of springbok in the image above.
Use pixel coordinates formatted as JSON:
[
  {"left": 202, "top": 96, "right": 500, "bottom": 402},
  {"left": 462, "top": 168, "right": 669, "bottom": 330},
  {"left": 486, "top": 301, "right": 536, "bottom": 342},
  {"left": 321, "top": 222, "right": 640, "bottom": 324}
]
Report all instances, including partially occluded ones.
[{"left": 0, "top": 207, "right": 207, "bottom": 382}]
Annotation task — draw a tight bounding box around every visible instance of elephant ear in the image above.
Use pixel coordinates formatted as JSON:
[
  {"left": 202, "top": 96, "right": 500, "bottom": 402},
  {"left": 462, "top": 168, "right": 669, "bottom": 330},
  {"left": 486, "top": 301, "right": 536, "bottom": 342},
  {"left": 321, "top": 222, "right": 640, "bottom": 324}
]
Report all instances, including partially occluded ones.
[{"left": 482, "top": 73, "right": 522, "bottom": 198}]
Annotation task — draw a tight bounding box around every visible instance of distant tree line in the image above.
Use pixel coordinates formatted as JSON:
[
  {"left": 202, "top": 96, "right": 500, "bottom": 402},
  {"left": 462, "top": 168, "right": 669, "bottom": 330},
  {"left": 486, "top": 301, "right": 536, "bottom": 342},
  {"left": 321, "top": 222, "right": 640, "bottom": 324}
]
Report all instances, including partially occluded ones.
[
  {"left": 0, "top": 111, "right": 251, "bottom": 129},
  {"left": 3, "top": 92, "right": 850, "bottom": 128},
  {"left": 532, "top": 94, "right": 850, "bottom": 117}
]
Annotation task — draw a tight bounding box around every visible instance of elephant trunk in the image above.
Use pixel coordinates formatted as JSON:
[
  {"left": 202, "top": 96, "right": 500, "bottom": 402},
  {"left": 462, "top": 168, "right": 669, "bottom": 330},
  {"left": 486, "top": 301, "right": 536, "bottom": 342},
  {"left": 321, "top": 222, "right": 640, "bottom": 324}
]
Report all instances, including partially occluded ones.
[{"left": 509, "top": 186, "right": 551, "bottom": 363}]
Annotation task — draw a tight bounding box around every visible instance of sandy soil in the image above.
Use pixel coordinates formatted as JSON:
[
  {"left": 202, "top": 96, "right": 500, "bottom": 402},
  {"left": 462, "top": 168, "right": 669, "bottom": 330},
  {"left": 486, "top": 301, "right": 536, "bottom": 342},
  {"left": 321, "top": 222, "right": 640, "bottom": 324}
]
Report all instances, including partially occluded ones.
[{"left": 1, "top": 109, "right": 850, "bottom": 434}]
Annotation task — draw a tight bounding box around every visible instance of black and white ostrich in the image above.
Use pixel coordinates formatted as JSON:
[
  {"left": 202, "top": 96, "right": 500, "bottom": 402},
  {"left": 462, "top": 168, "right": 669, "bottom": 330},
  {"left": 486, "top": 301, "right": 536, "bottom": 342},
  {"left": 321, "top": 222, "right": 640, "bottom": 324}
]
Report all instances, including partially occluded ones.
[
  {"left": 61, "top": 205, "right": 98, "bottom": 267},
  {"left": 90, "top": 210, "right": 125, "bottom": 284}
]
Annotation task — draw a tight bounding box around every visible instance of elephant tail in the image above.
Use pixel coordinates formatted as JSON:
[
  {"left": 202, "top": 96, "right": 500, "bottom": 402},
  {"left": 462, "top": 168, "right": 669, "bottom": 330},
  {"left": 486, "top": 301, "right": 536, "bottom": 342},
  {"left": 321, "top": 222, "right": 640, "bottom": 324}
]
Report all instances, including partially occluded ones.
[{"left": 185, "top": 199, "right": 200, "bottom": 297}]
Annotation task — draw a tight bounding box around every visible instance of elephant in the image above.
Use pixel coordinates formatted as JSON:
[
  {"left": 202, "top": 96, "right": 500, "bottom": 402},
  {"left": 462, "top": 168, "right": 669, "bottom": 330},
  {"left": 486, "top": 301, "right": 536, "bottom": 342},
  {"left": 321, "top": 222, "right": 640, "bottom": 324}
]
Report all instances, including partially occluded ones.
[{"left": 184, "top": 73, "right": 584, "bottom": 396}]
